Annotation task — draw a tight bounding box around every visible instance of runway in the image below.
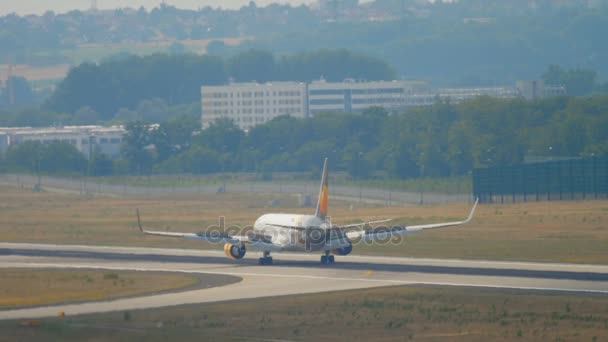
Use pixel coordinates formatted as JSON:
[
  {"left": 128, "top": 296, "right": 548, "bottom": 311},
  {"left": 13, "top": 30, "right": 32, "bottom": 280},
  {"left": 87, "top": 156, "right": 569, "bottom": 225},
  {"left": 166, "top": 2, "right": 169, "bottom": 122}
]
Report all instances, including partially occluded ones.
[{"left": 1, "top": 242, "right": 608, "bottom": 320}]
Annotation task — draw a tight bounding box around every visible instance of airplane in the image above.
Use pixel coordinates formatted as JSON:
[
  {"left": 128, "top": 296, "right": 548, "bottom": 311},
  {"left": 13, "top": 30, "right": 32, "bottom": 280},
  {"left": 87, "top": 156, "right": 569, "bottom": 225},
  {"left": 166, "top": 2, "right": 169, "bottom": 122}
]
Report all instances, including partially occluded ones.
[{"left": 137, "top": 158, "right": 478, "bottom": 265}]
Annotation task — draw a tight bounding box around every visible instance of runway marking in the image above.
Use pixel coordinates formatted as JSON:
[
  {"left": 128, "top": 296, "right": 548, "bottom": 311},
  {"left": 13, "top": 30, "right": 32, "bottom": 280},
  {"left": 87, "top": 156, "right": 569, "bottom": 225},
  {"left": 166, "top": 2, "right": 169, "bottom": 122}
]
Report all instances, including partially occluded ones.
[{"left": 4, "top": 261, "right": 608, "bottom": 296}]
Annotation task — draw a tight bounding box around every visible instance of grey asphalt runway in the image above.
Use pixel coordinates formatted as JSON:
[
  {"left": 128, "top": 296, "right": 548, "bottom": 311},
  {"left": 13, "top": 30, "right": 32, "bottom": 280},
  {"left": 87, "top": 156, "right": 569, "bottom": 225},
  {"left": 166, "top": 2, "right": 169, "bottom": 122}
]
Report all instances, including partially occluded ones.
[{"left": 1, "top": 242, "right": 608, "bottom": 320}]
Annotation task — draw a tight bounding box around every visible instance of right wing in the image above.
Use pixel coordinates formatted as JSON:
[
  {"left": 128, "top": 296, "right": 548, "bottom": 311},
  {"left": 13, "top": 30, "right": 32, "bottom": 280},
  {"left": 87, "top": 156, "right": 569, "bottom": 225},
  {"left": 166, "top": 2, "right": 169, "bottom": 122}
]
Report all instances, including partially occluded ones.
[
  {"left": 345, "top": 198, "right": 478, "bottom": 242},
  {"left": 405, "top": 198, "right": 479, "bottom": 231},
  {"left": 340, "top": 219, "right": 393, "bottom": 229},
  {"left": 136, "top": 209, "right": 280, "bottom": 251}
]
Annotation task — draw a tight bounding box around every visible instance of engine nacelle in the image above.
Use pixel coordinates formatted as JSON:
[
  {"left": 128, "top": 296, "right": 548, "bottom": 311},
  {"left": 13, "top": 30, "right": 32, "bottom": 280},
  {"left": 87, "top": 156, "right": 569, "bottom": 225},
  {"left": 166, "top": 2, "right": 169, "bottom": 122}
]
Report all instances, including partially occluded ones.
[
  {"left": 224, "top": 243, "right": 246, "bottom": 260},
  {"left": 333, "top": 244, "right": 353, "bottom": 256}
]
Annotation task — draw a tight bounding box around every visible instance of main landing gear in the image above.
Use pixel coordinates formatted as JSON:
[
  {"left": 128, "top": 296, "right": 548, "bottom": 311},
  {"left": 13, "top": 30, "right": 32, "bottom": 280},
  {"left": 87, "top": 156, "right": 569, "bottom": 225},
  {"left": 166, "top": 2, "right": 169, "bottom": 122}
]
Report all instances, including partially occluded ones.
[
  {"left": 258, "top": 251, "right": 273, "bottom": 265},
  {"left": 320, "top": 251, "right": 335, "bottom": 265}
]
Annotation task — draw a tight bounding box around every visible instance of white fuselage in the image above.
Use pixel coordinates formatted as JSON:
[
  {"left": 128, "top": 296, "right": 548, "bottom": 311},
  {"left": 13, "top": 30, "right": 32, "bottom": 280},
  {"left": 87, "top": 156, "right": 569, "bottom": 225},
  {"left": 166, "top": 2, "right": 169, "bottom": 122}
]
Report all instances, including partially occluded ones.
[{"left": 253, "top": 213, "right": 333, "bottom": 252}]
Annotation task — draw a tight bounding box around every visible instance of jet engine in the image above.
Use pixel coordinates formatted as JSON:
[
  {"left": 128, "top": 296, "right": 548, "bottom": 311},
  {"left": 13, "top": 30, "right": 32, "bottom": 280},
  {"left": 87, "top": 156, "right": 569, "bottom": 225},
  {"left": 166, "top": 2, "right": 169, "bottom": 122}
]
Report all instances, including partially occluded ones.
[
  {"left": 224, "top": 243, "right": 246, "bottom": 260},
  {"left": 333, "top": 244, "right": 353, "bottom": 256}
]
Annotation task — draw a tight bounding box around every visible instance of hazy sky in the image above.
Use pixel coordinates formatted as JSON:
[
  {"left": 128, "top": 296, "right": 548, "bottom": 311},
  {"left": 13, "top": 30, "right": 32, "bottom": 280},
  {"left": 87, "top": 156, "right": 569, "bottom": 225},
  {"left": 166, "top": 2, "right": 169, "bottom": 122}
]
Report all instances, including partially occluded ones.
[{"left": 0, "top": 0, "right": 318, "bottom": 15}]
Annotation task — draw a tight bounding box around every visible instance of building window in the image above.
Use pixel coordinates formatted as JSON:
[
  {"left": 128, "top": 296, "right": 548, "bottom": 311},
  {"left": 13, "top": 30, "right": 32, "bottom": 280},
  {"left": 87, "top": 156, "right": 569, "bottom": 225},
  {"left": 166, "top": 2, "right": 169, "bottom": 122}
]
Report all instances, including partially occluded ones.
[
  {"left": 309, "top": 89, "right": 346, "bottom": 96},
  {"left": 310, "top": 99, "right": 345, "bottom": 105}
]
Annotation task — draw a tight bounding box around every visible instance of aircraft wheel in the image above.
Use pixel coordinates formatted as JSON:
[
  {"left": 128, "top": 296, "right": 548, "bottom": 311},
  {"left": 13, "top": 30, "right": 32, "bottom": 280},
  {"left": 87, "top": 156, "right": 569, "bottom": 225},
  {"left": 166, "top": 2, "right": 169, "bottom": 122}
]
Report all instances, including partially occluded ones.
[
  {"left": 259, "top": 257, "right": 273, "bottom": 265},
  {"left": 328, "top": 255, "right": 335, "bottom": 264}
]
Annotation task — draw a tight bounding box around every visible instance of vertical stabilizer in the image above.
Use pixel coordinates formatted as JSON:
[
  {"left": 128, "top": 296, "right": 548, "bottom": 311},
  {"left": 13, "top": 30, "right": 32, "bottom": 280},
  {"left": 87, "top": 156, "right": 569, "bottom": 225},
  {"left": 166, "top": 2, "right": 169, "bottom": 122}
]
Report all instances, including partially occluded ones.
[{"left": 315, "top": 158, "right": 329, "bottom": 219}]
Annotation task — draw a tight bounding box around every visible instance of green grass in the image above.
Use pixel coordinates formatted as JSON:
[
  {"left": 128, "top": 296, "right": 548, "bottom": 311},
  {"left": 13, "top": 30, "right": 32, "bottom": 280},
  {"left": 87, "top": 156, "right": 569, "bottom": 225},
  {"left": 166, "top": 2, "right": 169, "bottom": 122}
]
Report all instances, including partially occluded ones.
[
  {"left": 92, "top": 174, "right": 243, "bottom": 188},
  {"left": 79, "top": 173, "right": 470, "bottom": 194},
  {"left": 2, "top": 185, "right": 608, "bottom": 264},
  {"left": 0, "top": 269, "right": 200, "bottom": 309},
  {"left": 338, "top": 175, "right": 472, "bottom": 194},
  {"left": 2, "top": 285, "right": 607, "bottom": 341}
]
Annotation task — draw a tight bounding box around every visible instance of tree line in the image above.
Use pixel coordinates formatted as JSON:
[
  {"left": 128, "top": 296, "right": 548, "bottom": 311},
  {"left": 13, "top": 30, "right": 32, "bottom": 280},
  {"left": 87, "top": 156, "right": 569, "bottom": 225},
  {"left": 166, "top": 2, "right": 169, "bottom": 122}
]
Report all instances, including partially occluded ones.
[
  {"left": 44, "top": 49, "right": 395, "bottom": 118},
  {"left": 0, "top": 61, "right": 602, "bottom": 129},
  {"left": 3, "top": 94, "right": 607, "bottom": 180}
]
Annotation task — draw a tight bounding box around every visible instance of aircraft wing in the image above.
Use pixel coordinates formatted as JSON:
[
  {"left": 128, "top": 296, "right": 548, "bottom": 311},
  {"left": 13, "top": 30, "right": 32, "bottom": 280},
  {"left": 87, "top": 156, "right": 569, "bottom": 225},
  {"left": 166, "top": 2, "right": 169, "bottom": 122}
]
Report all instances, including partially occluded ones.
[
  {"left": 340, "top": 219, "right": 393, "bottom": 229},
  {"left": 405, "top": 198, "right": 478, "bottom": 231},
  {"left": 345, "top": 199, "right": 478, "bottom": 242},
  {"left": 136, "top": 209, "right": 280, "bottom": 251}
]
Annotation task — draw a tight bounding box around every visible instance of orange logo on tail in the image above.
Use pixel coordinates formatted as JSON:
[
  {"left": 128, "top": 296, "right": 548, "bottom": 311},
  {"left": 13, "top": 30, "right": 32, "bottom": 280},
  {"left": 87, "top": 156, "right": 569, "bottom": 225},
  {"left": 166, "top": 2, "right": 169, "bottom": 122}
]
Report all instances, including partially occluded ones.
[{"left": 320, "top": 185, "right": 328, "bottom": 217}]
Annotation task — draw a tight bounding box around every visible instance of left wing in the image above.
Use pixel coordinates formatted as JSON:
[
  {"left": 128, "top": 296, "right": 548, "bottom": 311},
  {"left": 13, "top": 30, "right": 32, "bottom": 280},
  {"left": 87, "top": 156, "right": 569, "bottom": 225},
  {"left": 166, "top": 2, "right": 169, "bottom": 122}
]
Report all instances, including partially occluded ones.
[
  {"left": 137, "top": 209, "right": 244, "bottom": 243},
  {"left": 345, "top": 198, "right": 478, "bottom": 242},
  {"left": 136, "top": 209, "right": 280, "bottom": 251}
]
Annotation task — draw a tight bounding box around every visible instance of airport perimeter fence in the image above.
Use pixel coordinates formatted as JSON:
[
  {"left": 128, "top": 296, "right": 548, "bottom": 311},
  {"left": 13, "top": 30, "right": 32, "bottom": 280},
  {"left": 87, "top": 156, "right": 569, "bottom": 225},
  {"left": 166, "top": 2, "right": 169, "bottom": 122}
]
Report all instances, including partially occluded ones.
[
  {"left": 473, "top": 157, "right": 608, "bottom": 203},
  {"left": 0, "top": 174, "right": 473, "bottom": 206}
]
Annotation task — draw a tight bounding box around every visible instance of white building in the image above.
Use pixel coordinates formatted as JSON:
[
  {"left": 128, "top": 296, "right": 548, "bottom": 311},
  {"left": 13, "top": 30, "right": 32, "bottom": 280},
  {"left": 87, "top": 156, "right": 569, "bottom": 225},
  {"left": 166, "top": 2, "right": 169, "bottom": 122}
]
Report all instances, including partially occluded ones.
[
  {"left": 201, "top": 80, "right": 430, "bottom": 129},
  {"left": 201, "top": 79, "right": 561, "bottom": 131},
  {"left": 308, "top": 79, "right": 428, "bottom": 115},
  {"left": 516, "top": 80, "right": 566, "bottom": 99},
  {"left": 201, "top": 82, "right": 308, "bottom": 130},
  {"left": 516, "top": 80, "right": 545, "bottom": 100},
  {"left": 0, "top": 126, "right": 126, "bottom": 159}
]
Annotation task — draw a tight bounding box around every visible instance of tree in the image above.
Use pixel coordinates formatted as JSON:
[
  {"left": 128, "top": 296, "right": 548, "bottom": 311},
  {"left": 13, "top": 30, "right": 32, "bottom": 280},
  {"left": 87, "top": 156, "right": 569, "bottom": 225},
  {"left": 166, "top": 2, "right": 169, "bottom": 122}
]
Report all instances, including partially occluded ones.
[
  {"left": 195, "top": 118, "right": 244, "bottom": 154},
  {"left": 72, "top": 106, "right": 101, "bottom": 125},
  {"left": 156, "top": 145, "right": 221, "bottom": 174},
  {"left": 277, "top": 49, "right": 396, "bottom": 82},
  {"left": 89, "top": 152, "right": 114, "bottom": 176},
  {"left": 542, "top": 65, "right": 598, "bottom": 96},
  {"left": 114, "top": 108, "right": 141, "bottom": 123},
  {"left": 150, "top": 115, "right": 197, "bottom": 162},
  {"left": 11, "top": 108, "right": 68, "bottom": 127},
  {"left": 227, "top": 49, "right": 277, "bottom": 83},
  {"left": 0, "top": 76, "right": 34, "bottom": 106},
  {"left": 136, "top": 98, "right": 169, "bottom": 123},
  {"left": 5, "top": 141, "right": 86, "bottom": 174},
  {"left": 45, "top": 54, "right": 228, "bottom": 116},
  {"left": 121, "top": 121, "right": 155, "bottom": 174}
]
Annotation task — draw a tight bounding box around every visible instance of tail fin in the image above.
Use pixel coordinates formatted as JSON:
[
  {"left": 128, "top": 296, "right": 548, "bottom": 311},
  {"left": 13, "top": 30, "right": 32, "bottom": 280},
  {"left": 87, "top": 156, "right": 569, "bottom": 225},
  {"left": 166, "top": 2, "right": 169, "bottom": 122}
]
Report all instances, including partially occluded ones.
[{"left": 315, "top": 158, "right": 329, "bottom": 220}]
